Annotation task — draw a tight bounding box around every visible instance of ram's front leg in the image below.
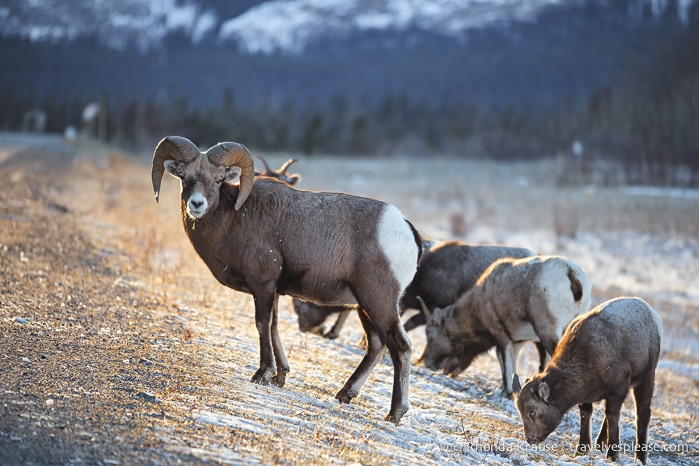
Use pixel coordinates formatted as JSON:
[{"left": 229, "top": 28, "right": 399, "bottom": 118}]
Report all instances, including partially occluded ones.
[
  {"left": 270, "top": 294, "right": 290, "bottom": 387},
  {"left": 576, "top": 402, "right": 594, "bottom": 456},
  {"left": 251, "top": 289, "right": 278, "bottom": 385},
  {"left": 496, "top": 343, "right": 516, "bottom": 397}
]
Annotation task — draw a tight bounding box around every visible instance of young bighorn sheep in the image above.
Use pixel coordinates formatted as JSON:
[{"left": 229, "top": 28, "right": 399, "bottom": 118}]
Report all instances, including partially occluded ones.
[
  {"left": 293, "top": 241, "right": 538, "bottom": 340},
  {"left": 151, "top": 136, "right": 421, "bottom": 424},
  {"left": 255, "top": 154, "right": 301, "bottom": 185},
  {"left": 401, "top": 241, "right": 538, "bottom": 333},
  {"left": 292, "top": 298, "right": 354, "bottom": 339},
  {"left": 422, "top": 255, "right": 591, "bottom": 396},
  {"left": 513, "top": 297, "right": 662, "bottom": 465}
]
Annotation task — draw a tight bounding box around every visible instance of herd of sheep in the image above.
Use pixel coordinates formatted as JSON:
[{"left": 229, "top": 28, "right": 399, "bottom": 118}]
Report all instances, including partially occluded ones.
[{"left": 151, "top": 136, "right": 662, "bottom": 465}]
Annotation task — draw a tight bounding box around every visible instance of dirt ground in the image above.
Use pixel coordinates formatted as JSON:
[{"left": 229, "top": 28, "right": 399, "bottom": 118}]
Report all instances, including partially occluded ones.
[
  {"left": 1, "top": 133, "right": 697, "bottom": 465},
  {"left": 0, "top": 134, "right": 218, "bottom": 464}
]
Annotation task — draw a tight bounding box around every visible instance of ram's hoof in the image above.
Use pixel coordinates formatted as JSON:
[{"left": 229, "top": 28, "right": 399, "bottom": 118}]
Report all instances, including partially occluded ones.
[
  {"left": 335, "top": 388, "right": 358, "bottom": 404},
  {"left": 251, "top": 367, "right": 275, "bottom": 385},
  {"left": 575, "top": 443, "right": 592, "bottom": 457},
  {"left": 271, "top": 370, "right": 288, "bottom": 388},
  {"left": 384, "top": 406, "right": 408, "bottom": 425}
]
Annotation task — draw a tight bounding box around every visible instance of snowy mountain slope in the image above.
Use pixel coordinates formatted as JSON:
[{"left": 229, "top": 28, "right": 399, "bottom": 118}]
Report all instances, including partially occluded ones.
[
  {"left": 2, "top": 0, "right": 697, "bottom": 53},
  {"left": 0, "top": 0, "right": 219, "bottom": 51},
  {"left": 218, "top": 0, "right": 565, "bottom": 54}
]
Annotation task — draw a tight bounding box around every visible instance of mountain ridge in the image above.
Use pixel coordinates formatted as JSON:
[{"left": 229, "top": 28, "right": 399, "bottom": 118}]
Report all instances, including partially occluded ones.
[{"left": 1, "top": 0, "right": 697, "bottom": 111}]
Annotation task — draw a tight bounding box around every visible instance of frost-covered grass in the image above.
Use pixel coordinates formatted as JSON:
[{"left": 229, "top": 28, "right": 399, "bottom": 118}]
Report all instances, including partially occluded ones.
[{"left": 85, "top": 149, "right": 698, "bottom": 465}]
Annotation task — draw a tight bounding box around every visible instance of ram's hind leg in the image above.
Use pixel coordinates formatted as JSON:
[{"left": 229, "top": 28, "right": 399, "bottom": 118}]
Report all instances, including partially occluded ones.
[
  {"left": 336, "top": 308, "right": 386, "bottom": 404},
  {"left": 632, "top": 369, "right": 656, "bottom": 465},
  {"left": 381, "top": 314, "right": 412, "bottom": 424}
]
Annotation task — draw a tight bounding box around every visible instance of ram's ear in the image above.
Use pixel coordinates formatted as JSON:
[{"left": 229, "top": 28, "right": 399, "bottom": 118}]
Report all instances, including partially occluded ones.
[
  {"left": 537, "top": 381, "right": 550, "bottom": 403},
  {"left": 512, "top": 373, "right": 522, "bottom": 396},
  {"left": 163, "top": 160, "right": 179, "bottom": 177},
  {"left": 224, "top": 166, "right": 242, "bottom": 184}
]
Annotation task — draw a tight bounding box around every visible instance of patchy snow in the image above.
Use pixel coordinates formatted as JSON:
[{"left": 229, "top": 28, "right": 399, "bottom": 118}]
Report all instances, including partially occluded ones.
[{"left": 621, "top": 186, "right": 699, "bottom": 199}]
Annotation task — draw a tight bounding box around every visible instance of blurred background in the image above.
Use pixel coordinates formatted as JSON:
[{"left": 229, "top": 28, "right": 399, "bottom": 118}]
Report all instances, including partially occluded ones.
[{"left": 1, "top": 0, "right": 698, "bottom": 186}]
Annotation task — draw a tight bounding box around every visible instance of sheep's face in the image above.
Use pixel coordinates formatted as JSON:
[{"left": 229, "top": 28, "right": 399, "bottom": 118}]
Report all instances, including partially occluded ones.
[
  {"left": 293, "top": 299, "right": 328, "bottom": 332},
  {"left": 164, "top": 157, "right": 242, "bottom": 219},
  {"left": 423, "top": 307, "right": 455, "bottom": 371},
  {"left": 439, "top": 343, "right": 485, "bottom": 377},
  {"left": 514, "top": 378, "right": 562, "bottom": 444}
]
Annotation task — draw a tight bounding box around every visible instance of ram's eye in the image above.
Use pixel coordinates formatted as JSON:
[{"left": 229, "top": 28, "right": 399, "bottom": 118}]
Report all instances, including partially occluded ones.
[{"left": 529, "top": 411, "right": 536, "bottom": 419}]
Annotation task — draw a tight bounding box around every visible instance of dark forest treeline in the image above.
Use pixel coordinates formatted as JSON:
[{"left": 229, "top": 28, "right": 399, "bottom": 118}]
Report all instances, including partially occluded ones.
[{"left": 2, "top": 27, "right": 698, "bottom": 187}]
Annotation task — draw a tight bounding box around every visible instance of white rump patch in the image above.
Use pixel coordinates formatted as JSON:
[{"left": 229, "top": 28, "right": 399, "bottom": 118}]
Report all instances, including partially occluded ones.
[
  {"left": 540, "top": 258, "right": 591, "bottom": 336},
  {"left": 377, "top": 204, "right": 418, "bottom": 293}
]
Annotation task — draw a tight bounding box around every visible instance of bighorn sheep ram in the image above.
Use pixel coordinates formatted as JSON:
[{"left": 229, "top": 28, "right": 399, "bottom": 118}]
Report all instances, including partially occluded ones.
[
  {"left": 151, "top": 136, "right": 421, "bottom": 424},
  {"left": 255, "top": 154, "right": 301, "bottom": 185},
  {"left": 513, "top": 297, "right": 662, "bottom": 465},
  {"left": 422, "top": 255, "right": 591, "bottom": 396},
  {"left": 293, "top": 241, "right": 538, "bottom": 340}
]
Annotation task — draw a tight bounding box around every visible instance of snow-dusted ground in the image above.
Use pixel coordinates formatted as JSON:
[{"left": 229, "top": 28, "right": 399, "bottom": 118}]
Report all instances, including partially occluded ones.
[{"left": 135, "top": 153, "right": 698, "bottom": 465}]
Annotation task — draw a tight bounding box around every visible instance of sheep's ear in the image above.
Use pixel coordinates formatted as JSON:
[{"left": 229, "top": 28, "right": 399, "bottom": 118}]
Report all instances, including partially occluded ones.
[
  {"left": 224, "top": 166, "right": 242, "bottom": 184},
  {"left": 164, "top": 160, "right": 179, "bottom": 177},
  {"left": 537, "top": 382, "right": 550, "bottom": 403},
  {"left": 512, "top": 373, "right": 522, "bottom": 396},
  {"left": 431, "top": 307, "right": 443, "bottom": 326}
]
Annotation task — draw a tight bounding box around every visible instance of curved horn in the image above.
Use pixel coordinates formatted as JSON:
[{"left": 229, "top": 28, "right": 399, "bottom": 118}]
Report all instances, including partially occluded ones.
[
  {"left": 151, "top": 136, "right": 200, "bottom": 203},
  {"left": 416, "top": 296, "right": 433, "bottom": 318},
  {"left": 279, "top": 158, "right": 298, "bottom": 173},
  {"left": 206, "top": 141, "right": 255, "bottom": 210},
  {"left": 256, "top": 154, "right": 272, "bottom": 173}
]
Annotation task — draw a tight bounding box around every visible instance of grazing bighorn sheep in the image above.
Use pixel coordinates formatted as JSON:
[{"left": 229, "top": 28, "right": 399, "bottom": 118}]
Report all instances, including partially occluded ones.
[
  {"left": 151, "top": 136, "right": 421, "bottom": 424},
  {"left": 401, "top": 241, "right": 537, "bottom": 333},
  {"left": 255, "top": 154, "right": 301, "bottom": 185},
  {"left": 293, "top": 241, "right": 538, "bottom": 341},
  {"left": 513, "top": 297, "right": 662, "bottom": 465},
  {"left": 422, "top": 255, "right": 591, "bottom": 396},
  {"left": 292, "top": 298, "right": 354, "bottom": 339}
]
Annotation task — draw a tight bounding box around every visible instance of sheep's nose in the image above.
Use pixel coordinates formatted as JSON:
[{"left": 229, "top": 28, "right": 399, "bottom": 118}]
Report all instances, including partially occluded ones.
[{"left": 191, "top": 199, "right": 204, "bottom": 208}]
